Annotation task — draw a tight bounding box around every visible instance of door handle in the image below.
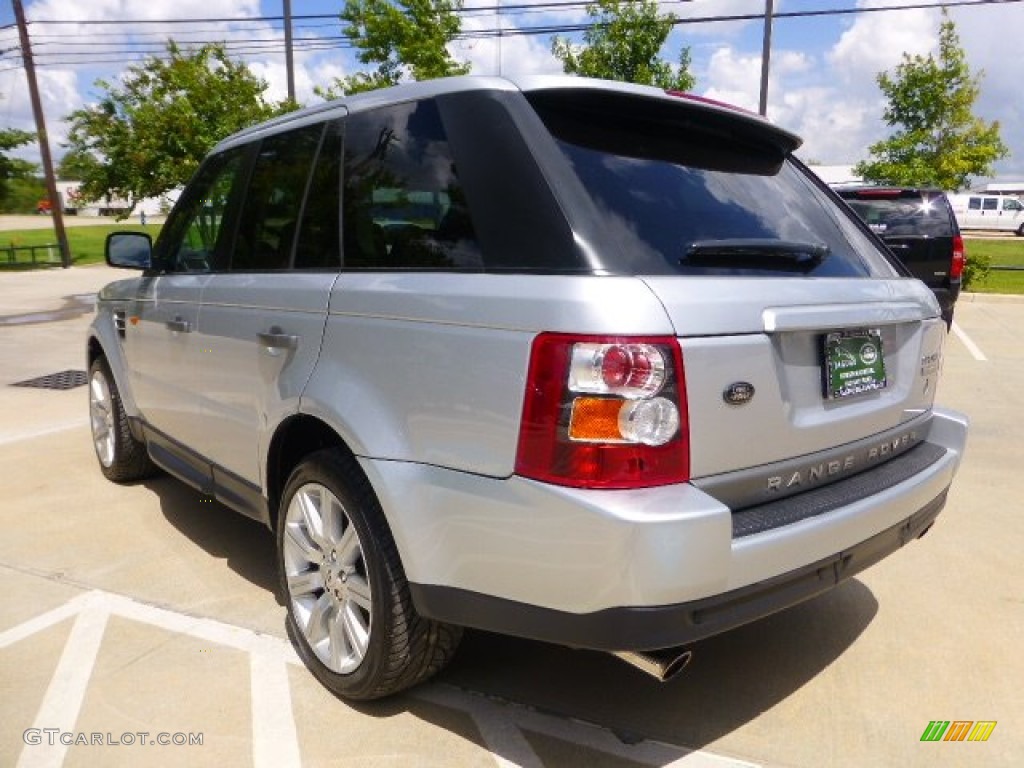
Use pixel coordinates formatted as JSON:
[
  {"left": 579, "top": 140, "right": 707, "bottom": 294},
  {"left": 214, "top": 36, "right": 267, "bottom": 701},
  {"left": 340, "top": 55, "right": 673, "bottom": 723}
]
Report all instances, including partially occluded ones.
[
  {"left": 258, "top": 327, "right": 299, "bottom": 350},
  {"left": 166, "top": 317, "right": 192, "bottom": 333}
]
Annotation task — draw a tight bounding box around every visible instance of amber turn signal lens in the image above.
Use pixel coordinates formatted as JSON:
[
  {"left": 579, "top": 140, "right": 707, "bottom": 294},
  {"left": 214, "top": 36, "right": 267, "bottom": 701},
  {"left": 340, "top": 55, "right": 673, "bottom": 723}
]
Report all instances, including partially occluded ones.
[{"left": 568, "top": 397, "right": 625, "bottom": 442}]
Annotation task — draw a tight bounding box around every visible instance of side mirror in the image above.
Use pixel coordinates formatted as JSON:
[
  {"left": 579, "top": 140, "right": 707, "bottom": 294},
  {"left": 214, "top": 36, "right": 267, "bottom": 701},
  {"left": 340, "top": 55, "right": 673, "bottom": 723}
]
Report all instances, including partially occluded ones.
[{"left": 106, "top": 232, "right": 152, "bottom": 270}]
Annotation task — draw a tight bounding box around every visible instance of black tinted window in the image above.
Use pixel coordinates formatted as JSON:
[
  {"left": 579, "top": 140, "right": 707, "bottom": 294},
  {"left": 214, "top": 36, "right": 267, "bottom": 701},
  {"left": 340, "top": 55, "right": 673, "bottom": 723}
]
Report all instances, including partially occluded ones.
[
  {"left": 233, "top": 124, "right": 323, "bottom": 271},
  {"left": 983, "top": 198, "right": 998, "bottom": 211},
  {"left": 530, "top": 95, "right": 895, "bottom": 278},
  {"left": 158, "top": 148, "right": 246, "bottom": 272},
  {"left": 843, "top": 194, "right": 954, "bottom": 238},
  {"left": 342, "top": 100, "right": 482, "bottom": 270},
  {"left": 294, "top": 121, "right": 342, "bottom": 270}
]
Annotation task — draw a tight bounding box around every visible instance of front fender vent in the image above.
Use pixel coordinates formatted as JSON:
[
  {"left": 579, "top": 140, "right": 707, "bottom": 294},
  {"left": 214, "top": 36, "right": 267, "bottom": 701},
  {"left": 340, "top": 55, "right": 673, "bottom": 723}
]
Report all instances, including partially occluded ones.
[{"left": 114, "top": 310, "right": 126, "bottom": 338}]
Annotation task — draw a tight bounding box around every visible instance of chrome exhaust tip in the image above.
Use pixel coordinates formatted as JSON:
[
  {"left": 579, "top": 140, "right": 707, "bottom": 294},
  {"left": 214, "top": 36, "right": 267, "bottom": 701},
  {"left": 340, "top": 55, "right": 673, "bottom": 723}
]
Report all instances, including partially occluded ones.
[{"left": 611, "top": 647, "right": 693, "bottom": 682}]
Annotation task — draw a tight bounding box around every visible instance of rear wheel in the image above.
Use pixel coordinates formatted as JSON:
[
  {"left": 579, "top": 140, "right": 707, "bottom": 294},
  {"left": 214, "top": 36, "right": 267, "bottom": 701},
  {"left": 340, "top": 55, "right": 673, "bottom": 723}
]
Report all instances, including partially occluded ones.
[
  {"left": 1016, "top": 223, "right": 1024, "bottom": 237},
  {"left": 278, "top": 449, "right": 461, "bottom": 700},
  {"left": 88, "top": 356, "right": 156, "bottom": 482}
]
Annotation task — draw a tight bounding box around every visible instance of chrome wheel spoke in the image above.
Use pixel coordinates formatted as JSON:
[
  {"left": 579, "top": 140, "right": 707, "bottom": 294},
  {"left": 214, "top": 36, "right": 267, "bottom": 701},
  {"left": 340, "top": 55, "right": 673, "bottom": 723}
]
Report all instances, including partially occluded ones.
[
  {"left": 328, "top": 608, "right": 350, "bottom": 670},
  {"left": 285, "top": 520, "right": 321, "bottom": 564},
  {"left": 305, "top": 593, "right": 331, "bottom": 647},
  {"left": 346, "top": 574, "right": 372, "bottom": 611},
  {"left": 287, "top": 568, "right": 323, "bottom": 596},
  {"left": 335, "top": 524, "right": 359, "bottom": 568},
  {"left": 341, "top": 602, "right": 370, "bottom": 662},
  {"left": 296, "top": 488, "right": 328, "bottom": 551}
]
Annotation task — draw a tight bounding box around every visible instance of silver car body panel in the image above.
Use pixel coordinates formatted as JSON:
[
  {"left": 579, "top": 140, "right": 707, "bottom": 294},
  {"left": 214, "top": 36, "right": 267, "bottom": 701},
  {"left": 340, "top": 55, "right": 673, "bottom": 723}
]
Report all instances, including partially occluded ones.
[
  {"left": 360, "top": 408, "right": 966, "bottom": 613},
  {"left": 194, "top": 273, "right": 337, "bottom": 485}
]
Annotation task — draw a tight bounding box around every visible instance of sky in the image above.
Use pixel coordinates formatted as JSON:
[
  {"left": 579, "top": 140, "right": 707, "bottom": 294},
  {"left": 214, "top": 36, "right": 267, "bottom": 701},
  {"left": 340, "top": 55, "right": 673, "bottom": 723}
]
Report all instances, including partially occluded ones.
[{"left": 0, "top": 0, "right": 1021, "bottom": 185}]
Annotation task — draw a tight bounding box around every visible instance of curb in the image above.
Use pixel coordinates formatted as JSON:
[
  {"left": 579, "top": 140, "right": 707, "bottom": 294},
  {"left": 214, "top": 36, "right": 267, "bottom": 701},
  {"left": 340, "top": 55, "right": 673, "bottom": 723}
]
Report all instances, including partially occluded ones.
[{"left": 958, "top": 292, "right": 1024, "bottom": 304}]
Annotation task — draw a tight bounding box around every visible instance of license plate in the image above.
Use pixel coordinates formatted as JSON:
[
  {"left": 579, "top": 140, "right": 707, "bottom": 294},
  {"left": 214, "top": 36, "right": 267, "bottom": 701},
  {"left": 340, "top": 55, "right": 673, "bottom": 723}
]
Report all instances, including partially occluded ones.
[{"left": 823, "top": 329, "right": 887, "bottom": 400}]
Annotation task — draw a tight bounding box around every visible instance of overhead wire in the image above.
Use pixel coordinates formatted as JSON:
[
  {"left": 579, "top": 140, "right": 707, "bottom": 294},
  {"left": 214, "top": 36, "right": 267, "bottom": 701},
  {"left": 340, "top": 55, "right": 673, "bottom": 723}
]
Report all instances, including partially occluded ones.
[{"left": 1, "top": 0, "right": 1021, "bottom": 72}]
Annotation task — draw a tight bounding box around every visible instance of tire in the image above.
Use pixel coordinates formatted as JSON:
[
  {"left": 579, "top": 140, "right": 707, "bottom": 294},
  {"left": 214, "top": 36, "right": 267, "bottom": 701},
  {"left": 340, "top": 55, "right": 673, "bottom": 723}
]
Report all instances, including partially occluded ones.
[
  {"left": 277, "top": 449, "right": 461, "bottom": 700},
  {"left": 88, "top": 356, "right": 157, "bottom": 482},
  {"left": 1017, "top": 223, "right": 1024, "bottom": 237}
]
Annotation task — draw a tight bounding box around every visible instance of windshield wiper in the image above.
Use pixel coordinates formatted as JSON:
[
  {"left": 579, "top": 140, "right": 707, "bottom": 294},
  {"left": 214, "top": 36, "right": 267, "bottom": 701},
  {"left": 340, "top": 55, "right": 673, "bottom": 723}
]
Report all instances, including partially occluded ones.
[{"left": 682, "top": 239, "right": 829, "bottom": 271}]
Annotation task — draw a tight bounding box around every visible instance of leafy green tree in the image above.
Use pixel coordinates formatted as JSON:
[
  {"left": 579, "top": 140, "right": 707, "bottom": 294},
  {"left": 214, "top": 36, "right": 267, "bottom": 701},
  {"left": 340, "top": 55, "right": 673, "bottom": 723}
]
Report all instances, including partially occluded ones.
[
  {"left": 318, "top": 0, "right": 469, "bottom": 99},
  {"left": 64, "top": 41, "right": 293, "bottom": 213},
  {"left": 551, "top": 0, "right": 695, "bottom": 91},
  {"left": 855, "top": 11, "right": 1007, "bottom": 191},
  {"left": 0, "top": 127, "right": 37, "bottom": 209}
]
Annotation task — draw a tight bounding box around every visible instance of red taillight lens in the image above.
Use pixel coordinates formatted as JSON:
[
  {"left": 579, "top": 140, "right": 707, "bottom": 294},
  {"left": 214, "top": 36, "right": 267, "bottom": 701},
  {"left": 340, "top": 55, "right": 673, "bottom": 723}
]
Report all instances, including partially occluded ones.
[
  {"left": 951, "top": 235, "right": 965, "bottom": 280},
  {"left": 515, "top": 333, "right": 689, "bottom": 489}
]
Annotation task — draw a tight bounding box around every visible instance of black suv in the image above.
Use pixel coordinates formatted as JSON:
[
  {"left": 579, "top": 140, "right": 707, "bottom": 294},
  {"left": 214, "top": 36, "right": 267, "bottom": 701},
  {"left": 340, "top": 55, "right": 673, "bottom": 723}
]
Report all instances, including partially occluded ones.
[{"left": 835, "top": 186, "right": 963, "bottom": 327}]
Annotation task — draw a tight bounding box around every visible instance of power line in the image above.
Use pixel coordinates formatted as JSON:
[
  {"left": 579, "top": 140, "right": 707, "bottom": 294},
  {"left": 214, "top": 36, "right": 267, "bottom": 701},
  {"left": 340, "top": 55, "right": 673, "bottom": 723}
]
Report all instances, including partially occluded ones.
[{"left": 2, "top": 0, "right": 1020, "bottom": 72}]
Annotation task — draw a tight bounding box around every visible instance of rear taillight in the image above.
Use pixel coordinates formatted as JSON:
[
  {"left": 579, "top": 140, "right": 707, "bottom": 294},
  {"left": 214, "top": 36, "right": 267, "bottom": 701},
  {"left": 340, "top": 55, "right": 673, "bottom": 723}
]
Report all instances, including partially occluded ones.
[
  {"left": 515, "top": 333, "right": 689, "bottom": 489},
  {"left": 951, "top": 235, "right": 965, "bottom": 280}
]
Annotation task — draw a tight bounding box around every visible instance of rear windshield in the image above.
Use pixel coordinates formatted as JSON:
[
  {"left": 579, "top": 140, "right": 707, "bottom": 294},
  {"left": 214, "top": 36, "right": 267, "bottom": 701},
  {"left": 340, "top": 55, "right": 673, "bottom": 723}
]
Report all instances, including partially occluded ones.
[
  {"left": 840, "top": 193, "right": 955, "bottom": 238},
  {"left": 528, "top": 93, "right": 898, "bottom": 278}
]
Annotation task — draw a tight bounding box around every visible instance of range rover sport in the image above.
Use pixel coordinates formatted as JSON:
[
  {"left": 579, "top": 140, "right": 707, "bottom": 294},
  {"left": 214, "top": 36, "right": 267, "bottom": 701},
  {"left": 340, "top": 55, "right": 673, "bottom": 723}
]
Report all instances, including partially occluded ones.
[{"left": 88, "top": 75, "right": 968, "bottom": 700}]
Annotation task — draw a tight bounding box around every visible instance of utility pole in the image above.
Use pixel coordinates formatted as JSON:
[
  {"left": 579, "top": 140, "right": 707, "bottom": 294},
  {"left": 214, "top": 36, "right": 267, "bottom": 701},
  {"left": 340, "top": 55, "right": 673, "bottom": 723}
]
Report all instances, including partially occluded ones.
[
  {"left": 283, "top": 0, "right": 296, "bottom": 103},
  {"left": 758, "top": 0, "right": 774, "bottom": 117},
  {"left": 13, "top": 0, "right": 71, "bottom": 268}
]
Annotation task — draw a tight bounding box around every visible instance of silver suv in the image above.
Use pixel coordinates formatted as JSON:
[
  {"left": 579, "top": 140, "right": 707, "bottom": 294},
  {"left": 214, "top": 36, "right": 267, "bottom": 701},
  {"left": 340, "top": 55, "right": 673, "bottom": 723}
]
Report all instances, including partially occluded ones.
[{"left": 89, "top": 76, "right": 968, "bottom": 700}]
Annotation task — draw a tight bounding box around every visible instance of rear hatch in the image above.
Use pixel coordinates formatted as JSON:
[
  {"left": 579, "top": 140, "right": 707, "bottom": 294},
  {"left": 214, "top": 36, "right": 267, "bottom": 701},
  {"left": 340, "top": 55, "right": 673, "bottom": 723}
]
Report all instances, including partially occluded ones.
[
  {"left": 522, "top": 84, "right": 946, "bottom": 479},
  {"left": 837, "top": 188, "right": 958, "bottom": 291}
]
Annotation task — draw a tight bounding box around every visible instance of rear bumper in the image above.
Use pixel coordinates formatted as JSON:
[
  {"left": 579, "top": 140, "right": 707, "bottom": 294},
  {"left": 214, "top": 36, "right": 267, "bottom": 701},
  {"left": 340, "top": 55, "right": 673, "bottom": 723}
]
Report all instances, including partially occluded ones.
[
  {"left": 361, "top": 408, "right": 968, "bottom": 651},
  {"left": 410, "top": 490, "right": 947, "bottom": 651}
]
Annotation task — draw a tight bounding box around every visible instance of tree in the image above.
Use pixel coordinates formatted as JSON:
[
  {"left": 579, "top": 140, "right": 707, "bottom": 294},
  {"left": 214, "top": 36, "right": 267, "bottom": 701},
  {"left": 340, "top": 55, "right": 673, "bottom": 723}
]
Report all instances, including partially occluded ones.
[
  {"left": 0, "top": 127, "right": 36, "bottom": 210},
  {"left": 855, "top": 11, "right": 1007, "bottom": 191},
  {"left": 64, "top": 41, "right": 292, "bottom": 214},
  {"left": 551, "top": 0, "right": 695, "bottom": 91},
  {"left": 318, "top": 0, "right": 469, "bottom": 99}
]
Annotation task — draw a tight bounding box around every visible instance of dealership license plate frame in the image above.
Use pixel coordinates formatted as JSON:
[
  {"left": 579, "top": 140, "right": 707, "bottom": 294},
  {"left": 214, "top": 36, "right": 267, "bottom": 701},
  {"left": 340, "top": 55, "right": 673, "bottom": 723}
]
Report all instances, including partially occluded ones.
[{"left": 823, "top": 329, "right": 887, "bottom": 400}]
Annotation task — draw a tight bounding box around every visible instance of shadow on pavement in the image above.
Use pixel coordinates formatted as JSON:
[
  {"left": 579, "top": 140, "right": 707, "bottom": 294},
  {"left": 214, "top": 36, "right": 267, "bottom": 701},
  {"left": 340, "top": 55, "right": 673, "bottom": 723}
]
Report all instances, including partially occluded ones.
[
  {"left": 438, "top": 579, "right": 878, "bottom": 753},
  {"left": 141, "top": 471, "right": 877, "bottom": 759},
  {"left": 142, "top": 474, "right": 281, "bottom": 602}
]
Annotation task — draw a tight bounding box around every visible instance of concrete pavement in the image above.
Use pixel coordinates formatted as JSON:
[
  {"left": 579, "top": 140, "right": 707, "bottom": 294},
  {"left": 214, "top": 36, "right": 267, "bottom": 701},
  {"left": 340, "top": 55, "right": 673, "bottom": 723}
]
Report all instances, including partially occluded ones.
[{"left": 1, "top": 265, "right": 1021, "bottom": 767}]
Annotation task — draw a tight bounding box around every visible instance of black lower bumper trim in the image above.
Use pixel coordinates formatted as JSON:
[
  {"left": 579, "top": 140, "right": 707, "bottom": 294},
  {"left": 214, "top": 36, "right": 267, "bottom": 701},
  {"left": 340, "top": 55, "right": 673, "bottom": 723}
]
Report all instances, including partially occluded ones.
[{"left": 410, "top": 490, "right": 948, "bottom": 652}]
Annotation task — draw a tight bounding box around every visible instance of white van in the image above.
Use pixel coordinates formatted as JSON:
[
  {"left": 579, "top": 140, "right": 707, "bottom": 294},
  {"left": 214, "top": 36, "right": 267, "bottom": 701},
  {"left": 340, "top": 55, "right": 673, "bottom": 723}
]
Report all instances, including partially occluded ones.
[{"left": 948, "top": 193, "right": 1024, "bottom": 235}]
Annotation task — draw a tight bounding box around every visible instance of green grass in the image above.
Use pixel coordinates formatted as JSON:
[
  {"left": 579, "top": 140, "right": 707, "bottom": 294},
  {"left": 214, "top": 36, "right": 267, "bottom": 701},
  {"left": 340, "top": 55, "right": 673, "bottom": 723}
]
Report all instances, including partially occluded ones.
[
  {"left": 963, "top": 237, "right": 1024, "bottom": 267},
  {"left": 964, "top": 237, "right": 1024, "bottom": 294},
  {"left": 0, "top": 222, "right": 164, "bottom": 269}
]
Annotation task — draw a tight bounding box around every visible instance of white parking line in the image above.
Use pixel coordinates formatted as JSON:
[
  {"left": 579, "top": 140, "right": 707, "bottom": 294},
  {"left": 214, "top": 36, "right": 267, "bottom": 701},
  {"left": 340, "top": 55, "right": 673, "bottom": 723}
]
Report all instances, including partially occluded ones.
[
  {"left": 0, "top": 419, "right": 89, "bottom": 446},
  {"left": 251, "top": 646, "right": 302, "bottom": 768},
  {"left": 951, "top": 321, "right": 988, "bottom": 362},
  {"left": 16, "top": 604, "right": 110, "bottom": 768},
  {"left": 5, "top": 589, "right": 760, "bottom": 768}
]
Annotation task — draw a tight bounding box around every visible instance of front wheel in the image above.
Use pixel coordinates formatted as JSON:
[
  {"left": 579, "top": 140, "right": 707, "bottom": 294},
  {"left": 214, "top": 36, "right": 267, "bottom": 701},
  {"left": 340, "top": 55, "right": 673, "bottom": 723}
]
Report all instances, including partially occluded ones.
[
  {"left": 277, "top": 449, "right": 461, "bottom": 700},
  {"left": 1016, "top": 223, "right": 1024, "bottom": 237},
  {"left": 88, "top": 356, "right": 156, "bottom": 482}
]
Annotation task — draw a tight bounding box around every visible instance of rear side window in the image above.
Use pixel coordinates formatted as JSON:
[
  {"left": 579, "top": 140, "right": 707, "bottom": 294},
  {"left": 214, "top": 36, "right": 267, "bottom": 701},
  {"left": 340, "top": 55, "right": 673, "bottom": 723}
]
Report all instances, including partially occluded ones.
[
  {"left": 342, "top": 99, "right": 483, "bottom": 270},
  {"left": 233, "top": 124, "right": 323, "bottom": 271},
  {"left": 843, "top": 193, "right": 954, "bottom": 238},
  {"left": 968, "top": 197, "right": 981, "bottom": 210},
  {"left": 528, "top": 93, "right": 896, "bottom": 278},
  {"left": 983, "top": 198, "right": 998, "bottom": 211}
]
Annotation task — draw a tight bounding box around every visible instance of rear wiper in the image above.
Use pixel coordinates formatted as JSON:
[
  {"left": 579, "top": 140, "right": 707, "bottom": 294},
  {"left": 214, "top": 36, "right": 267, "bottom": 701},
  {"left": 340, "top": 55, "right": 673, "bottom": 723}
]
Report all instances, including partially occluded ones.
[{"left": 682, "top": 239, "right": 829, "bottom": 271}]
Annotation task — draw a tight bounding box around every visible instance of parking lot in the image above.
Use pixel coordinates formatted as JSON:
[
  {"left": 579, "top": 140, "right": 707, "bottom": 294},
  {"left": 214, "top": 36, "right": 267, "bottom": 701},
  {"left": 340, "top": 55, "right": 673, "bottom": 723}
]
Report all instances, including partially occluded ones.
[{"left": 1, "top": 265, "right": 1021, "bottom": 767}]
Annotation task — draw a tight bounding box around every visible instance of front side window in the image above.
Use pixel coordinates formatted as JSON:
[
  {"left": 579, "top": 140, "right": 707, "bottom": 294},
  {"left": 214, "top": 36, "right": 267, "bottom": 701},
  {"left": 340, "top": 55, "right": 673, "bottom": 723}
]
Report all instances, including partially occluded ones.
[
  {"left": 1003, "top": 198, "right": 1023, "bottom": 211},
  {"left": 158, "top": 148, "right": 246, "bottom": 272},
  {"left": 342, "top": 100, "right": 482, "bottom": 270}
]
